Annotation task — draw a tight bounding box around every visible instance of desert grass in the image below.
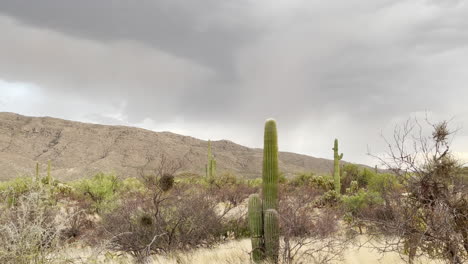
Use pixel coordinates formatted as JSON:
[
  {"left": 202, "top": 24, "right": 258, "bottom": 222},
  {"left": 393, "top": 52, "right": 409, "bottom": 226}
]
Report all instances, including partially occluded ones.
[{"left": 59, "top": 238, "right": 442, "bottom": 264}]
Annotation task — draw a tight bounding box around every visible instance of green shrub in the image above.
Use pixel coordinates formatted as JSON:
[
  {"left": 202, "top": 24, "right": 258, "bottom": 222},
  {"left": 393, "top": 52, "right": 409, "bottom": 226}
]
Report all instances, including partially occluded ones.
[
  {"left": 359, "top": 168, "right": 375, "bottom": 187},
  {"left": 72, "top": 173, "right": 122, "bottom": 213},
  {"left": 247, "top": 178, "right": 262, "bottom": 187},
  {"left": 342, "top": 190, "right": 384, "bottom": 234},
  {"left": 289, "top": 173, "right": 334, "bottom": 191},
  {"left": 289, "top": 172, "right": 314, "bottom": 187},
  {"left": 341, "top": 164, "right": 378, "bottom": 191},
  {"left": 342, "top": 190, "right": 383, "bottom": 215},
  {"left": 0, "top": 177, "right": 35, "bottom": 207},
  {"left": 120, "top": 177, "right": 145, "bottom": 194},
  {"left": 368, "top": 173, "right": 400, "bottom": 195}
]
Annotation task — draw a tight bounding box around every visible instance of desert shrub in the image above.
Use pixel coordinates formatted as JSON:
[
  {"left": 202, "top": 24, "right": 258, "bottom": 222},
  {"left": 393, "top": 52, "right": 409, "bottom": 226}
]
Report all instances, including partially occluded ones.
[
  {"left": 289, "top": 172, "right": 314, "bottom": 187},
  {"left": 358, "top": 168, "right": 375, "bottom": 187},
  {"left": 101, "top": 184, "right": 225, "bottom": 263},
  {"left": 342, "top": 190, "right": 383, "bottom": 215},
  {"left": 278, "top": 171, "right": 287, "bottom": 184},
  {"left": 366, "top": 120, "right": 468, "bottom": 263},
  {"left": 341, "top": 164, "right": 376, "bottom": 192},
  {"left": 289, "top": 173, "right": 334, "bottom": 192},
  {"left": 205, "top": 171, "right": 239, "bottom": 187},
  {"left": 72, "top": 173, "right": 122, "bottom": 214},
  {"left": 246, "top": 178, "right": 262, "bottom": 187},
  {"left": 209, "top": 175, "right": 256, "bottom": 206},
  {"left": 0, "top": 176, "right": 34, "bottom": 206},
  {"left": 368, "top": 173, "right": 400, "bottom": 195},
  {"left": 121, "top": 177, "right": 146, "bottom": 194},
  {"left": 279, "top": 186, "right": 348, "bottom": 263},
  {"left": 0, "top": 188, "right": 69, "bottom": 264},
  {"left": 220, "top": 217, "right": 250, "bottom": 240},
  {"left": 341, "top": 164, "right": 360, "bottom": 191},
  {"left": 342, "top": 190, "right": 383, "bottom": 234}
]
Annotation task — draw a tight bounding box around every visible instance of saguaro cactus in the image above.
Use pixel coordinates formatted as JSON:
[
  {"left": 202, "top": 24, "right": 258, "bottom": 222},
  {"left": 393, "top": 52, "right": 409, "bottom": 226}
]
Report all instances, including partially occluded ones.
[
  {"left": 333, "top": 139, "right": 343, "bottom": 193},
  {"left": 263, "top": 119, "right": 279, "bottom": 211},
  {"left": 248, "top": 119, "right": 280, "bottom": 263},
  {"left": 248, "top": 194, "right": 264, "bottom": 261},
  {"left": 35, "top": 162, "right": 40, "bottom": 181},
  {"left": 206, "top": 140, "right": 216, "bottom": 178},
  {"left": 46, "top": 160, "right": 52, "bottom": 184},
  {"left": 264, "top": 209, "right": 280, "bottom": 262}
]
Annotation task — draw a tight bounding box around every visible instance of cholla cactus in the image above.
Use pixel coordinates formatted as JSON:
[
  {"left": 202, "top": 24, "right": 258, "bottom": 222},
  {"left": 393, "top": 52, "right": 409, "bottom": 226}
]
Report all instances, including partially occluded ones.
[{"left": 248, "top": 119, "right": 280, "bottom": 263}]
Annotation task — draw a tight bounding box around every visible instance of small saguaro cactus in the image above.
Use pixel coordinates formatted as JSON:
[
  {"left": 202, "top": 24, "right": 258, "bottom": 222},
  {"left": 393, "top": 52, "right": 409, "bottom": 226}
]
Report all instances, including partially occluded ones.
[
  {"left": 333, "top": 139, "right": 343, "bottom": 193},
  {"left": 206, "top": 140, "right": 216, "bottom": 178},
  {"left": 46, "top": 160, "right": 52, "bottom": 184},
  {"left": 248, "top": 119, "right": 280, "bottom": 263},
  {"left": 35, "top": 162, "right": 40, "bottom": 181},
  {"left": 248, "top": 194, "right": 264, "bottom": 261}
]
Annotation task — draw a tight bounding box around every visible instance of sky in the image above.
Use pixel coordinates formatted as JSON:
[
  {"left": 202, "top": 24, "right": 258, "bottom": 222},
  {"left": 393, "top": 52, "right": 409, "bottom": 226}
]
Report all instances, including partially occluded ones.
[{"left": 0, "top": 0, "right": 468, "bottom": 166}]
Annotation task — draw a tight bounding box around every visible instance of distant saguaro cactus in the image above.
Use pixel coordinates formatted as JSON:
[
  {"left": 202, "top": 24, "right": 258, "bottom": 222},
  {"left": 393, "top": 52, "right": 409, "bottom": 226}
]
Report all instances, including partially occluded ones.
[
  {"left": 46, "top": 160, "right": 52, "bottom": 184},
  {"left": 206, "top": 140, "right": 216, "bottom": 178},
  {"left": 333, "top": 139, "right": 343, "bottom": 193},
  {"left": 35, "top": 162, "right": 40, "bottom": 181},
  {"left": 248, "top": 119, "right": 280, "bottom": 263}
]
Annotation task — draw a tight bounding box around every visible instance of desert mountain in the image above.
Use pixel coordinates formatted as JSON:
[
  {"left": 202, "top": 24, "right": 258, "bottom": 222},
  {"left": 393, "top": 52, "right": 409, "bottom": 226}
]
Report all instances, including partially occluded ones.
[{"left": 0, "top": 112, "right": 339, "bottom": 181}]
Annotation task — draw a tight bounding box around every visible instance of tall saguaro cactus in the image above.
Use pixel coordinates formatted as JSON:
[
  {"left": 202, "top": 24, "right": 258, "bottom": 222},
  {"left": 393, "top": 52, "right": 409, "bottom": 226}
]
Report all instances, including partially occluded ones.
[
  {"left": 333, "top": 139, "right": 343, "bottom": 193},
  {"left": 206, "top": 140, "right": 216, "bottom": 178},
  {"left": 248, "top": 119, "right": 280, "bottom": 263},
  {"left": 263, "top": 120, "right": 279, "bottom": 211}
]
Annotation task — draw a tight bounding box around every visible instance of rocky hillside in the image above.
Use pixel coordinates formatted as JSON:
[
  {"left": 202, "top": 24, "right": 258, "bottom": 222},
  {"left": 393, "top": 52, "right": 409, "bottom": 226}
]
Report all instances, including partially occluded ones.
[{"left": 0, "top": 112, "right": 338, "bottom": 181}]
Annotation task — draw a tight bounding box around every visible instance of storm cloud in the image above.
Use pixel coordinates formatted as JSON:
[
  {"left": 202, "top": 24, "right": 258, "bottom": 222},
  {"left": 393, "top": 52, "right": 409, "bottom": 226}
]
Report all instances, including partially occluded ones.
[{"left": 0, "top": 0, "right": 468, "bottom": 165}]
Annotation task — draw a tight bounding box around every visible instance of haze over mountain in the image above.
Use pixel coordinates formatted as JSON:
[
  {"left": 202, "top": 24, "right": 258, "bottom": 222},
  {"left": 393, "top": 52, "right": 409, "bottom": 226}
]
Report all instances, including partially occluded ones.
[{"left": 0, "top": 112, "right": 342, "bottom": 181}]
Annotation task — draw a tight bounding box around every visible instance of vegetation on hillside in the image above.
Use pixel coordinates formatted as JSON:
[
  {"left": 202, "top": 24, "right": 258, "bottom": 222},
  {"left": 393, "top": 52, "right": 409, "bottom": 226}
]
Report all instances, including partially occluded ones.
[{"left": 0, "top": 119, "right": 466, "bottom": 264}]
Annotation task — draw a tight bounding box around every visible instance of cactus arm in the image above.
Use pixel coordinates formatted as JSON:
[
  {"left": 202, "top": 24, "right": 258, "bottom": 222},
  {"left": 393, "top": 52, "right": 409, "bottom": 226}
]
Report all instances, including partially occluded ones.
[
  {"left": 264, "top": 209, "right": 280, "bottom": 263},
  {"left": 248, "top": 194, "right": 264, "bottom": 262}
]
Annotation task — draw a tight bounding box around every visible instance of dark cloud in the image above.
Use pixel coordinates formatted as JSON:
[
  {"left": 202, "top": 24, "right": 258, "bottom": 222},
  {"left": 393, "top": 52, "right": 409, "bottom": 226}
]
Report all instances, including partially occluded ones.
[
  {"left": 0, "top": 0, "right": 260, "bottom": 74},
  {"left": 0, "top": 0, "right": 467, "bottom": 164}
]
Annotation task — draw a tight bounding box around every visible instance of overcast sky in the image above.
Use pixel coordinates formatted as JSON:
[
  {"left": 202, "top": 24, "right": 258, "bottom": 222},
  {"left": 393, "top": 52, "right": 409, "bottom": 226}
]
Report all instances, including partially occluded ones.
[{"left": 1, "top": 0, "right": 468, "bottom": 166}]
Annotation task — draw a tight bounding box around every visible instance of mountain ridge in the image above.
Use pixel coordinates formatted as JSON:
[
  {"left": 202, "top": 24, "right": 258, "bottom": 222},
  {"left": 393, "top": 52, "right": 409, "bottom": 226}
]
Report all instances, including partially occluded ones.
[{"left": 0, "top": 112, "right": 343, "bottom": 181}]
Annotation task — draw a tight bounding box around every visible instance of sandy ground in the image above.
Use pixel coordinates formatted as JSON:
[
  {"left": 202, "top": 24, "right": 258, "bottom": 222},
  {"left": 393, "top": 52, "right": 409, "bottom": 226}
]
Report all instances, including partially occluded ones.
[{"left": 63, "top": 238, "right": 441, "bottom": 264}]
